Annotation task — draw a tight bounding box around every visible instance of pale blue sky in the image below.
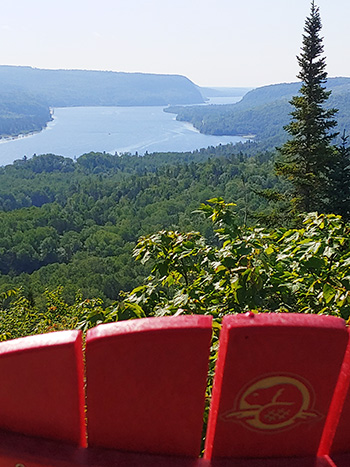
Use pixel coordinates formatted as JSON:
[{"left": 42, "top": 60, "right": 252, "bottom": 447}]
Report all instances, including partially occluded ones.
[{"left": 1, "top": 0, "right": 349, "bottom": 87}]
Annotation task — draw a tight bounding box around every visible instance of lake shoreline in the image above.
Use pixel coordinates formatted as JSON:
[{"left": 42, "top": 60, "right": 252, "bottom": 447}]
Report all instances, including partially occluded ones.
[
  {"left": 0, "top": 110, "right": 55, "bottom": 144},
  {"left": 0, "top": 102, "right": 246, "bottom": 166}
]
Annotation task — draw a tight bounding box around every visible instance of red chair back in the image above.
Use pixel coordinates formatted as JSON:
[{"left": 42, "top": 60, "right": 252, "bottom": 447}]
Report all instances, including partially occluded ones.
[
  {"left": 204, "top": 313, "right": 348, "bottom": 460},
  {"left": 0, "top": 330, "right": 85, "bottom": 446},
  {"left": 86, "top": 316, "right": 212, "bottom": 457}
]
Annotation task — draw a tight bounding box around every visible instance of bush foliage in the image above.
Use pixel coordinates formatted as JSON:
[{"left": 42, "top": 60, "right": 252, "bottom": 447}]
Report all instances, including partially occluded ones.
[
  {"left": 3, "top": 198, "right": 349, "bottom": 340},
  {"left": 116, "top": 198, "right": 350, "bottom": 321}
]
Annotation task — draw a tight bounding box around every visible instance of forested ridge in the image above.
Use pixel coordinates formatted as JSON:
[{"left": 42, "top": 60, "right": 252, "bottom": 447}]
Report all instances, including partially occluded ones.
[
  {"left": 166, "top": 77, "right": 350, "bottom": 148},
  {"left": 0, "top": 66, "right": 205, "bottom": 107}
]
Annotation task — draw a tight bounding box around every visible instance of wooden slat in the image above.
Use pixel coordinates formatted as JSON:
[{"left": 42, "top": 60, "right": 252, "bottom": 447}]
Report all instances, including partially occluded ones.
[
  {"left": 209, "top": 455, "right": 335, "bottom": 466},
  {"left": 83, "top": 446, "right": 210, "bottom": 466},
  {"left": 322, "top": 328, "right": 350, "bottom": 465},
  {"left": 0, "top": 429, "right": 209, "bottom": 467},
  {"left": 0, "top": 330, "right": 85, "bottom": 446},
  {"left": 86, "top": 316, "right": 212, "bottom": 457},
  {"left": 204, "top": 313, "right": 348, "bottom": 460}
]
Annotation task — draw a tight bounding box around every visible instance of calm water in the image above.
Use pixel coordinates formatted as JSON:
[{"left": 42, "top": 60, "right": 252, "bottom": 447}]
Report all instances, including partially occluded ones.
[{"left": 0, "top": 97, "right": 245, "bottom": 166}]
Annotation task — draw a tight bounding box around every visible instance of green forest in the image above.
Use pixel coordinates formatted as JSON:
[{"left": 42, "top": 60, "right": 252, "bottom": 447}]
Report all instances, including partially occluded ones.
[
  {"left": 0, "top": 143, "right": 292, "bottom": 339},
  {"left": 0, "top": 146, "right": 280, "bottom": 298},
  {"left": 0, "top": 134, "right": 349, "bottom": 340}
]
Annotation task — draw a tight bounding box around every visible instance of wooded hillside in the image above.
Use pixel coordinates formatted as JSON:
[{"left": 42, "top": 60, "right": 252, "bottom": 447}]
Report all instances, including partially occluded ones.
[
  {"left": 0, "top": 91, "right": 52, "bottom": 139},
  {"left": 167, "top": 78, "right": 350, "bottom": 148}
]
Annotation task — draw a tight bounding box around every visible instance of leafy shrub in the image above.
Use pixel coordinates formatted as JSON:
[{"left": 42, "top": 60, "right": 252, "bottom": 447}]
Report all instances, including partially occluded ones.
[
  {"left": 116, "top": 198, "right": 350, "bottom": 321},
  {"left": 0, "top": 286, "right": 109, "bottom": 340},
  {"left": 1, "top": 198, "right": 350, "bottom": 340}
]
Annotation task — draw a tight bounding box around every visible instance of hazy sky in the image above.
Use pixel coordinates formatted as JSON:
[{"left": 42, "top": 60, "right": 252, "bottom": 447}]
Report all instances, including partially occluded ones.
[{"left": 1, "top": 0, "right": 350, "bottom": 88}]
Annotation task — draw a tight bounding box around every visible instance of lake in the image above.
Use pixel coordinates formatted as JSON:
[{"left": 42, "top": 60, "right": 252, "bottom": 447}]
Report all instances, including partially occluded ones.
[{"left": 0, "top": 97, "right": 245, "bottom": 166}]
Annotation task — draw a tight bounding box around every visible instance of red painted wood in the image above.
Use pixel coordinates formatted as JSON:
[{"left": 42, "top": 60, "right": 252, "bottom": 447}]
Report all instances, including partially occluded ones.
[
  {"left": 0, "top": 330, "right": 85, "bottom": 446},
  {"left": 86, "top": 316, "right": 212, "bottom": 457},
  {"left": 0, "top": 429, "right": 209, "bottom": 467},
  {"left": 209, "top": 455, "right": 334, "bottom": 466},
  {"left": 204, "top": 313, "right": 348, "bottom": 460},
  {"left": 323, "top": 329, "right": 350, "bottom": 457},
  {"left": 83, "top": 447, "right": 210, "bottom": 466},
  {"left": 322, "top": 455, "right": 338, "bottom": 467}
]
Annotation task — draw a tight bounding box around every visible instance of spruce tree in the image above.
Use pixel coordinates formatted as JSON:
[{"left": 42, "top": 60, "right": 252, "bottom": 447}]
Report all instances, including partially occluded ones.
[
  {"left": 327, "top": 131, "right": 350, "bottom": 220},
  {"left": 276, "top": 1, "right": 338, "bottom": 213}
]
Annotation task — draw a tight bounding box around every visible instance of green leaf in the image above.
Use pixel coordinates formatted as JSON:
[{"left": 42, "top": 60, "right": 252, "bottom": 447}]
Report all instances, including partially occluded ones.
[
  {"left": 323, "top": 283, "right": 336, "bottom": 304},
  {"left": 303, "top": 256, "right": 325, "bottom": 269}
]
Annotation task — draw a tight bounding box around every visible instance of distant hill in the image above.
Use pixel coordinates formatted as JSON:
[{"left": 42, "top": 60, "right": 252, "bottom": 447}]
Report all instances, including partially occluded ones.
[
  {"left": 167, "top": 77, "right": 350, "bottom": 149},
  {"left": 0, "top": 65, "right": 205, "bottom": 138},
  {"left": 0, "top": 66, "right": 204, "bottom": 107}
]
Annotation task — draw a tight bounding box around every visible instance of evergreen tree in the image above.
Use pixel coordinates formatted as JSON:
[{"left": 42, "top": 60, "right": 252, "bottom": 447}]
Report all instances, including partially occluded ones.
[
  {"left": 327, "top": 131, "right": 350, "bottom": 220},
  {"left": 276, "top": 1, "right": 338, "bottom": 213}
]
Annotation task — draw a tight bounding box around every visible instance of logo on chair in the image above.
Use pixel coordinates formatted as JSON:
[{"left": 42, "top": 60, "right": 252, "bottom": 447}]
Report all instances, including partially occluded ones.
[{"left": 221, "top": 375, "right": 322, "bottom": 432}]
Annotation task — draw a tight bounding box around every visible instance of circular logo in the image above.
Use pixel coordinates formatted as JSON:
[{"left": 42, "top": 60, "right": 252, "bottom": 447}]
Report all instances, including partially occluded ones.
[{"left": 221, "top": 375, "right": 323, "bottom": 431}]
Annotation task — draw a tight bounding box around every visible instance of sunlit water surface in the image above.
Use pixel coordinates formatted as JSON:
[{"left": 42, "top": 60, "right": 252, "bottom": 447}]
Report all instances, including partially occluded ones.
[{"left": 0, "top": 97, "right": 245, "bottom": 165}]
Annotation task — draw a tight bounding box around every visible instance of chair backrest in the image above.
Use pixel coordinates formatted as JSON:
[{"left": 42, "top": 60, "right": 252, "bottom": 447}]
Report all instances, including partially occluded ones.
[
  {"left": 204, "top": 313, "right": 348, "bottom": 460},
  {"left": 0, "top": 330, "right": 85, "bottom": 446},
  {"left": 85, "top": 315, "right": 212, "bottom": 457},
  {"left": 0, "top": 314, "right": 349, "bottom": 466},
  {"left": 320, "top": 327, "right": 350, "bottom": 458}
]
